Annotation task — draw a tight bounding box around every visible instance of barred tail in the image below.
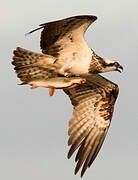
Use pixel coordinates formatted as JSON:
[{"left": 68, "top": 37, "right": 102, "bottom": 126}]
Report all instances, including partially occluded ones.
[{"left": 12, "top": 47, "right": 56, "bottom": 83}]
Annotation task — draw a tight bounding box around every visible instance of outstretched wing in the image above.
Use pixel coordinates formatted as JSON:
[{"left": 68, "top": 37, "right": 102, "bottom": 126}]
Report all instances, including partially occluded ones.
[
  {"left": 64, "top": 74, "right": 119, "bottom": 177},
  {"left": 27, "top": 15, "right": 97, "bottom": 56}
]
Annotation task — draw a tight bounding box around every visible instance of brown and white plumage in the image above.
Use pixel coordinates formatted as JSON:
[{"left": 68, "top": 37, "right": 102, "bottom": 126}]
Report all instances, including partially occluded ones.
[
  {"left": 12, "top": 47, "right": 57, "bottom": 83},
  {"left": 12, "top": 15, "right": 122, "bottom": 177},
  {"left": 64, "top": 74, "right": 119, "bottom": 177},
  {"left": 12, "top": 15, "right": 123, "bottom": 84},
  {"left": 26, "top": 15, "right": 97, "bottom": 75},
  {"left": 29, "top": 15, "right": 97, "bottom": 55},
  {"left": 26, "top": 15, "right": 123, "bottom": 76},
  {"left": 12, "top": 15, "right": 123, "bottom": 81}
]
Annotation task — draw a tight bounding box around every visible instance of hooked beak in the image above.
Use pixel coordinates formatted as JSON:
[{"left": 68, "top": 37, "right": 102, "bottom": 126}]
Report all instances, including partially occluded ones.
[{"left": 116, "top": 64, "right": 123, "bottom": 73}]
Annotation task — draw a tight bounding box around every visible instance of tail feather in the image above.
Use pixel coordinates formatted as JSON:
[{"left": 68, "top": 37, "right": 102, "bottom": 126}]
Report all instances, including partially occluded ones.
[
  {"left": 16, "top": 66, "right": 54, "bottom": 82},
  {"left": 12, "top": 47, "right": 56, "bottom": 83},
  {"left": 12, "top": 47, "right": 46, "bottom": 67}
]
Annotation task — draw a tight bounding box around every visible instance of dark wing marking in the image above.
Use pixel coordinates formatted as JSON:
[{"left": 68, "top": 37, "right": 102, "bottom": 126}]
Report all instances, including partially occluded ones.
[
  {"left": 64, "top": 74, "right": 119, "bottom": 177},
  {"left": 27, "top": 15, "right": 97, "bottom": 56}
]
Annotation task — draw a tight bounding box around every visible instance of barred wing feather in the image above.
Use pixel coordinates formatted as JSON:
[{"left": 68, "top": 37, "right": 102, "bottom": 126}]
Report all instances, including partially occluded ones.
[{"left": 64, "top": 74, "right": 119, "bottom": 177}]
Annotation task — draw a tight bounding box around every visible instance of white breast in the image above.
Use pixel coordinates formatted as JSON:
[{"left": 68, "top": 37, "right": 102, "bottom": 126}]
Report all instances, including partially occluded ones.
[
  {"left": 70, "top": 47, "right": 93, "bottom": 75},
  {"left": 53, "top": 24, "right": 94, "bottom": 75},
  {"left": 57, "top": 34, "right": 93, "bottom": 75}
]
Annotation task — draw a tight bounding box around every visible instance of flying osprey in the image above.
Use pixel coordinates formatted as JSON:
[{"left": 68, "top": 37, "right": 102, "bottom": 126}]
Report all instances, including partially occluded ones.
[{"left": 12, "top": 15, "right": 123, "bottom": 177}]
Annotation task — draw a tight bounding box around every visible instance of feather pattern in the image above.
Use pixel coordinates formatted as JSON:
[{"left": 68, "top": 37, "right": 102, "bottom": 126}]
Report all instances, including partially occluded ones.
[
  {"left": 26, "top": 15, "right": 97, "bottom": 76},
  {"left": 12, "top": 47, "right": 56, "bottom": 83},
  {"left": 39, "top": 15, "right": 97, "bottom": 54},
  {"left": 21, "top": 15, "right": 122, "bottom": 77},
  {"left": 64, "top": 74, "right": 119, "bottom": 177},
  {"left": 11, "top": 15, "right": 122, "bottom": 177}
]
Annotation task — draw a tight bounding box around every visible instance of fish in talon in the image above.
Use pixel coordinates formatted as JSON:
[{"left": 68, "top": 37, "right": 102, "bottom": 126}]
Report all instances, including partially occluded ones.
[{"left": 20, "top": 77, "right": 86, "bottom": 94}]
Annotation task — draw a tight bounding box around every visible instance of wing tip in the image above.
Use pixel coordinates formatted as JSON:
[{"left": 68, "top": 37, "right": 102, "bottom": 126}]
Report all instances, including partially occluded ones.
[
  {"left": 74, "top": 14, "right": 97, "bottom": 19},
  {"left": 25, "top": 26, "right": 43, "bottom": 36},
  {"left": 86, "top": 15, "right": 98, "bottom": 21},
  {"left": 71, "top": 15, "right": 97, "bottom": 22}
]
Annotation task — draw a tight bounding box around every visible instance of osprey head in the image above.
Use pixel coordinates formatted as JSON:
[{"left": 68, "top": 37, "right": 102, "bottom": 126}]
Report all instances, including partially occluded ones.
[{"left": 89, "top": 53, "right": 123, "bottom": 74}]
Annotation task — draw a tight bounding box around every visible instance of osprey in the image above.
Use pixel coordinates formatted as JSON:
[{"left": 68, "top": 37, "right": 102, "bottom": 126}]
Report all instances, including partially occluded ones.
[{"left": 12, "top": 15, "right": 123, "bottom": 177}]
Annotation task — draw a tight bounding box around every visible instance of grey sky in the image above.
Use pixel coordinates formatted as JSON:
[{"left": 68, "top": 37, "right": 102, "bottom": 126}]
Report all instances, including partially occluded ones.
[{"left": 1, "top": 0, "right": 138, "bottom": 179}]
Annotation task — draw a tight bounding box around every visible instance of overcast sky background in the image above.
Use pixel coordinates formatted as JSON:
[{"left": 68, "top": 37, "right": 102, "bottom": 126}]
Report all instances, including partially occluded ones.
[{"left": 1, "top": 0, "right": 138, "bottom": 179}]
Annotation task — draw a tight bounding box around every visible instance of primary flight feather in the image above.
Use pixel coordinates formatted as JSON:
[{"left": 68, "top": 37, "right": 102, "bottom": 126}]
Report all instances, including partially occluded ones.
[{"left": 64, "top": 74, "right": 119, "bottom": 177}]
